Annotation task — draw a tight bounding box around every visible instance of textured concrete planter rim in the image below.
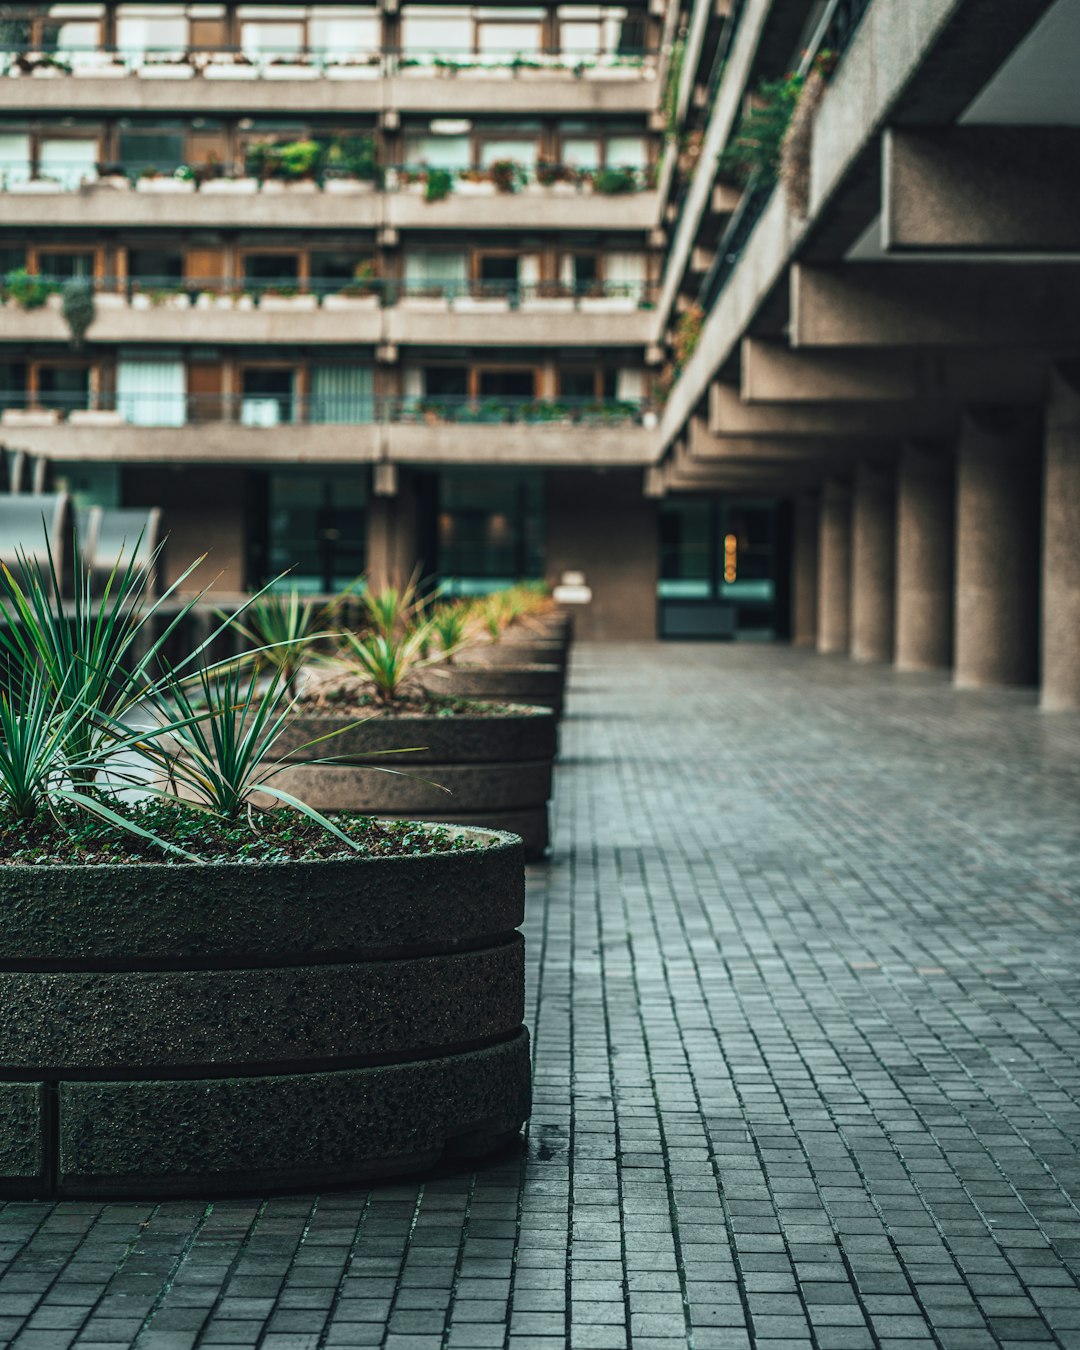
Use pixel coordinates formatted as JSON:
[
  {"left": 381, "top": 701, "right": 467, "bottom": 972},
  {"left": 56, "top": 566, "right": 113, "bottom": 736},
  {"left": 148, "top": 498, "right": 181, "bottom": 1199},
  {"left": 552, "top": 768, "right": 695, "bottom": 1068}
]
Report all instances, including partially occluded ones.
[{"left": 0, "top": 824, "right": 525, "bottom": 966}]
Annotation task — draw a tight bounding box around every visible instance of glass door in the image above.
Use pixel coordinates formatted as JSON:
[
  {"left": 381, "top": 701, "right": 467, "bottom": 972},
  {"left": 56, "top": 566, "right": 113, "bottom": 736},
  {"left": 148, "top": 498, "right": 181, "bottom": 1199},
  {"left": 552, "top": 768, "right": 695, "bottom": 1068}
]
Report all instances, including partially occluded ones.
[{"left": 266, "top": 472, "right": 368, "bottom": 593}]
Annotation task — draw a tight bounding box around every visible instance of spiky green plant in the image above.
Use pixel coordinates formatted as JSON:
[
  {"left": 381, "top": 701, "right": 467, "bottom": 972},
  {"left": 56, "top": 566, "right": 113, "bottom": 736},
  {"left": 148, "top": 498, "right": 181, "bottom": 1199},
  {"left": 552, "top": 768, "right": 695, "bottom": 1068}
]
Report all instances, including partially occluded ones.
[
  {"left": 150, "top": 662, "right": 368, "bottom": 849},
  {"left": 228, "top": 588, "right": 325, "bottom": 690},
  {"left": 429, "top": 602, "right": 472, "bottom": 663},
  {"left": 339, "top": 622, "right": 439, "bottom": 704},
  {"left": 361, "top": 569, "right": 423, "bottom": 640}
]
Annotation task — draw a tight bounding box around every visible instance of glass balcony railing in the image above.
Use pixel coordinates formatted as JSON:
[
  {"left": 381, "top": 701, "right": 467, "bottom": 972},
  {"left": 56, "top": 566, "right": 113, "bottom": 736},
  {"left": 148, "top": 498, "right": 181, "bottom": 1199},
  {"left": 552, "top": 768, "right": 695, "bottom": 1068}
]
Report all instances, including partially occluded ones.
[
  {"left": 0, "top": 44, "right": 658, "bottom": 80},
  {"left": 1, "top": 273, "right": 656, "bottom": 310},
  {"left": 0, "top": 392, "right": 655, "bottom": 429},
  {"left": 0, "top": 159, "right": 656, "bottom": 196}
]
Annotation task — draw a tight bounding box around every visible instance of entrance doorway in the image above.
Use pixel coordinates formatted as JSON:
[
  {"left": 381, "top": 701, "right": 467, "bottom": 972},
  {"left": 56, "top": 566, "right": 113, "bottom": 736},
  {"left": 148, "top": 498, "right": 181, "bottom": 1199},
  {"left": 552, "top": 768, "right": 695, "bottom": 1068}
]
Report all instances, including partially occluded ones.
[
  {"left": 255, "top": 471, "right": 368, "bottom": 593},
  {"left": 658, "top": 497, "right": 782, "bottom": 639}
]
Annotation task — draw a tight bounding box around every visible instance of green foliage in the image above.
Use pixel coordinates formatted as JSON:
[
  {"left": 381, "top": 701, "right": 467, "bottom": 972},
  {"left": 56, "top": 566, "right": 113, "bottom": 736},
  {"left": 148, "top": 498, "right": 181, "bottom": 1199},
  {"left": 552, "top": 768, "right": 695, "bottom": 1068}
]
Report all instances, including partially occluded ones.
[
  {"left": 155, "top": 663, "right": 364, "bottom": 849},
  {"left": 361, "top": 572, "right": 423, "bottom": 640},
  {"left": 591, "top": 166, "right": 638, "bottom": 195},
  {"left": 673, "top": 303, "right": 705, "bottom": 372},
  {"left": 423, "top": 168, "right": 454, "bottom": 203},
  {"left": 0, "top": 527, "right": 373, "bottom": 861},
  {"left": 662, "top": 37, "right": 685, "bottom": 137},
  {"left": 3, "top": 268, "right": 54, "bottom": 310},
  {"left": 327, "top": 134, "right": 382, "bottom": 184},
  {"left": 61, "top": 277, "right": 95, "bottom": 349},
  {"left": 429, "top": 603, "right": 472, "bottom": 661},
  {"left": 718, "top": 71, "right": 805, "bottom": 185},
  {"left": 339, "top": 625, "right": 438, "bottom": 704},
  {"left": 275, "top": 139, "right": 324, "bottom": 181},
  {"left": 490, "top": 159, "right": 526, "bottom": 193},
  {"left": 228, "top": 588, "right": 326, "bottom": 689}
]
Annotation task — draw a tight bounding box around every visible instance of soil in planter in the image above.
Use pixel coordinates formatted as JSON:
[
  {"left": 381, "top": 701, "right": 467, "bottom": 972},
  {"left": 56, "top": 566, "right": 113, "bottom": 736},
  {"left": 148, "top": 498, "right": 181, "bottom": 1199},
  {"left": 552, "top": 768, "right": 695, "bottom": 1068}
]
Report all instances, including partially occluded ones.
[
  {"left": 0, "top": 800, "right": 477, "bottom": 866},
  {"left": 295, "top": 688, "right": 544, "bottom": 719}
]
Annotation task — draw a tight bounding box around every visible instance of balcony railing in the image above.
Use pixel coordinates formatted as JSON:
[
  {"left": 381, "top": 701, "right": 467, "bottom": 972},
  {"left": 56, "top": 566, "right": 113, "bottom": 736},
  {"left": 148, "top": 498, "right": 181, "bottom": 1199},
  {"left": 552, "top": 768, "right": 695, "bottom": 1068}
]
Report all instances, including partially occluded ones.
[
  {"left": 0, "top": 393, "right": 655, "bottom": 429},
  {"left": 1, "top": 274, "right": 657, "bottom": 311},
  {"left": 0, "top": 159, "right": 655, "bottom": 197},
  {"left": 0, "top": 44, "right": 658, "bottom": 81}
]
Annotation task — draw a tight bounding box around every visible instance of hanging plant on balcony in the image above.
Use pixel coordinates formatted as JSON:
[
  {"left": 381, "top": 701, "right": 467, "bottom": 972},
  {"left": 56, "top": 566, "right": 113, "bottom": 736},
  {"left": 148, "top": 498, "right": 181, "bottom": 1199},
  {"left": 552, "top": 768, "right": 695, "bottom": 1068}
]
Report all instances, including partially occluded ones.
[
  {"left": 718, "top": 71, "right": 804, "bottom": 186},
  {"left": 423, "top": 168, "right": 454, "bottom": 203},
  {"left": 673, "top": 303, "right": 704, "bottom": 372},
  {"left": 779, "top": 49, "right": 837, "bottom": 217},
  {"left": 61, "top": 279, "right": 95, "bottom": 350},
  {"left": 2, "top": 269, "right": 54, "bottom": 311}
]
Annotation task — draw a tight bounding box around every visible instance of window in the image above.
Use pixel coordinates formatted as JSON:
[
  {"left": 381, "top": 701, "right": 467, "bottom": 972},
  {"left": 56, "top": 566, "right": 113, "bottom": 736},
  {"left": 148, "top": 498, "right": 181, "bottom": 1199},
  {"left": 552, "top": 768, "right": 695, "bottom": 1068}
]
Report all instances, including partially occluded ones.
[
  {"left": 37, "top": 365, "right": 90, "bottom": 415},
  {"left": 115, "top": 5, "right": 190, "bottom": 63},
  {"left": 118, "top": 126, "right": 185, "bottom": 174},
  {"left": 40, "top": 4, "right": 103, "bottom": 55},
  {"left": 475, "top": 9, "right": 543, "bottom": 62},
  {"left": 238, "top": 5, "right": 305, "bottom": 59},
  {"left": 479, "top": 137, "right": 539, "bottom": 169},
  {"left": 266, "top": 471, "right": 368, "bottom": 593},
  {"left": 400, "top": 6, "right": 471, "bottom": 59},
  {"left": 242, "top": 254, "right": 302, "bottom": 291},
  {"left": 403, "top": 133, "right": 470, "bottom": 168},
  {"left": 310, "top": 7, "right": 379, "bottom": 57},
  {"left": 128, "top": 250, "right": 184, "bottom": 285},
  {"left": 116, "top": 359, "right": 186, "bottom": 427},
  {"left": 0, "top": 133, "right": 31, "bottom": 188},
  {"left": 606, "top": 134, "right": 647, "bottom": 168},
  {"left": 556, "top": 5, "right": 645, "bottom": 57},
  {"left": 404, "top": 250, "right": 468, "bottom": 295},
  {"left": 36, "top": 249, "right": 96, "bottom": 280},
  {"left": 309, "top": 366, "right": 374, "bottom": 424},
  {"left": 437, "top": 469, "right": 544, "bottom": 591},
  {"left": 241, "top": 369, "right": 295, "bottom": 426},
  {"left": 38, "top": 138, "right": 97, "bottom": 189}
]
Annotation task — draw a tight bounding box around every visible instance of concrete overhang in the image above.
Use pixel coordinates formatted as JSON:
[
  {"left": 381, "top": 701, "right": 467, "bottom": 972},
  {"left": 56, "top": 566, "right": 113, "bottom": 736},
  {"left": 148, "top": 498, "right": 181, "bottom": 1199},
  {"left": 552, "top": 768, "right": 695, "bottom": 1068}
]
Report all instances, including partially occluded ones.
[
  {"left": 6, "top": 423, "right": 383, "bottom": 464},
  {"left": 740, "top": 338, "right": 1052, "bottom": 405},
  {"left": 386, "top": 421, "right": 658, "bottom": 467},
  {"left": 791, "top": 262, "right": 1080, "bottom": 349},
  {"left": 708, "top": 379, "right": 959, "bottom": 439}
]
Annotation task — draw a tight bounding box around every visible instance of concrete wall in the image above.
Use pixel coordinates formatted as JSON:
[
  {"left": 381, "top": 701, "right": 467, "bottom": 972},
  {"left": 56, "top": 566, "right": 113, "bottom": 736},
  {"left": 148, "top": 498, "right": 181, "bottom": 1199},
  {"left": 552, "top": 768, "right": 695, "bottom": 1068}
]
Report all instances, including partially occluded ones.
[
  {"left": 123, "top": 465, "right": 247, "bottom": 592},
  {"left": 545, "top": 469, "right": 657, "bottom": 640}
]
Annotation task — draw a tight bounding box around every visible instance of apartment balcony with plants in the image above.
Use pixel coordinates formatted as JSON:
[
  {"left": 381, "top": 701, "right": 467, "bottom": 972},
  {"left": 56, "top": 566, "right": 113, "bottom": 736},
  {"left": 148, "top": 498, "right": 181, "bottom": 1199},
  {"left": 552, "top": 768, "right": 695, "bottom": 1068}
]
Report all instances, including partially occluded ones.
[{"left": 0, "top": 1, "right": 664, "bottom": 114}]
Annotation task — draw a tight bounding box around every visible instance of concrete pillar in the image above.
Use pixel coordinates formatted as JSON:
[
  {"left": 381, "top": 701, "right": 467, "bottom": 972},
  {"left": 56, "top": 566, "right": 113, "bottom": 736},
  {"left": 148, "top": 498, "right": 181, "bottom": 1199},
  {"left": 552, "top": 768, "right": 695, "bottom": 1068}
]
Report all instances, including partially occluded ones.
[
  {"left": 1042, "top": 369, "right": 1080, "bottom": 710},
  {"left": 817, "top": 479, "right": 852, "bottom": 655},
  {"left": 791, "top": 493, "right": 819, "bottom": 647},
  {"left": 895, "top": 444, "right": 954, "bottom": 671},
  {"left": 850, "top": 463, "right": 896, "bottom": 663},
  {"left": 954, "top": 409, "right": 1041, "bottom": 689},
  {"left": 365, "top": 471, "right": 419, "bottom": 590}
]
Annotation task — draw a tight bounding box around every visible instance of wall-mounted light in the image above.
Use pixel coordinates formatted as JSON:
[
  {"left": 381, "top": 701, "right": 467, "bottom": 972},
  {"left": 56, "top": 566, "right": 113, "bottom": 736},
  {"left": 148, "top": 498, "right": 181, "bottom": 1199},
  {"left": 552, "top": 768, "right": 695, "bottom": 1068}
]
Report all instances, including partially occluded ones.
[{"left": 724, "top": 532, "right": 737, "bottom": 583}]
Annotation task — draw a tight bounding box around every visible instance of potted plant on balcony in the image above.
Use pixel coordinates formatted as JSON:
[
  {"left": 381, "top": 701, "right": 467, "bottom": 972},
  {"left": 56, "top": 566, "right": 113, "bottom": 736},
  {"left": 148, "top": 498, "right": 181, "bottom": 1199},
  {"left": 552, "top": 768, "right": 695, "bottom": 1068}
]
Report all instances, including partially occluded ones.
[
  {"left": 324, "top": 134, "right": 382, "bottom": 192},
  {"left": 259, "top": 581, "right": 558, "bottom": 862},
  {"left": 324, "top": 260, "right": 381, "bottom": 310},
  {"left": 0, "top": 543, "right": 530, "bottom": 1199},
  {"left": 2, "top": 268, "right": 56, "bottom": 311},
  {"left": 423, "top": 167, "right": 454, "bottom": 203},
  {"left": 490, "top": 159, "right": 526, "bottom": 193},
  {"left": 135, "top": 165, "right": 196, "bottom": 194}
]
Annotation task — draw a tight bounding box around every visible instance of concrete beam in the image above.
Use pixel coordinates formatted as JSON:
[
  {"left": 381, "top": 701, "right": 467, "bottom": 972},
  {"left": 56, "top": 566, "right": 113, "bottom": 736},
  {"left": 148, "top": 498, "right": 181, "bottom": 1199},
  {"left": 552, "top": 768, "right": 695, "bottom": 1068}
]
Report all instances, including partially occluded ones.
[
  {"left": 686, "top": 416, "right": 878, "bottom": 467},
  {"left": 884, "top": 127, "right": 1080, "bottom": 253},
  {"left": 709, "top": 381, "right": 958, "bottom": 440},
  {"left": 792, "top": 263, "right": 1080, "bottom": 349},
  {"left": 741, "top": 339, "right": 1050, "bottom": 406}
]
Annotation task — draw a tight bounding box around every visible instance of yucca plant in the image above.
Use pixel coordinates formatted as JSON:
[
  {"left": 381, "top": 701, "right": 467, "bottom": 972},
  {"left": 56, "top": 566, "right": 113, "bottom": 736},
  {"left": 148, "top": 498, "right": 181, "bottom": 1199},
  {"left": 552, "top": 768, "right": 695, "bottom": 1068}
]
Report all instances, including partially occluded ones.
[
  {"left": 429, "top": 602, "right": 473, "bottom": 663},
  {"left": 228, "top": 587, "right": 326, "bottom": 690},
  {"left": 149, "top": 661, "right": 370, "bottom": 851},
  {"left": 338, "top": 622, "right": 440, "bottom": 704},
  {"left": 473, "top": 592, "right": 510, "bottom": 642},
  {"left": 361, "top": 569, "right": 423, "bottom": 641},
  {"left": 0, "top": 533, "right": 233, "bottom": 794}
]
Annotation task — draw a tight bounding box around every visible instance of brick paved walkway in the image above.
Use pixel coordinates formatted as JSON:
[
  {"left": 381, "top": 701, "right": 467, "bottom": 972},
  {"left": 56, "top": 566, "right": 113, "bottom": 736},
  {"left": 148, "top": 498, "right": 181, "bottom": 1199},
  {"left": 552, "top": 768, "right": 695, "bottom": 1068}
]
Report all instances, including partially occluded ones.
[{"left": 4, "top": 643, "right": 1080, "bottom": 1350}]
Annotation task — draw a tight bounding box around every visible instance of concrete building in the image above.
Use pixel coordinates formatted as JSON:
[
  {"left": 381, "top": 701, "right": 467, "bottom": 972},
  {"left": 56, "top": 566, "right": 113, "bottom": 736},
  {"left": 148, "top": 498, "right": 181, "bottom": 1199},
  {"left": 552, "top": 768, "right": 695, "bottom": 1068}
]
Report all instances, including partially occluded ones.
[{"left": 1, "top": 0, "right": 1078, "bottom": 682}]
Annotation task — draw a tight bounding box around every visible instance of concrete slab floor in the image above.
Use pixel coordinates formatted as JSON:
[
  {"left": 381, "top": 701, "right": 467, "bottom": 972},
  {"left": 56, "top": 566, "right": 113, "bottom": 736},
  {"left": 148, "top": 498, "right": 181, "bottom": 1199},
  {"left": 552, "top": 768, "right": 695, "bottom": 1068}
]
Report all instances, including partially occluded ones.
[{"left": 3, "top": 642, "right": 1080, "bottom": 1350}]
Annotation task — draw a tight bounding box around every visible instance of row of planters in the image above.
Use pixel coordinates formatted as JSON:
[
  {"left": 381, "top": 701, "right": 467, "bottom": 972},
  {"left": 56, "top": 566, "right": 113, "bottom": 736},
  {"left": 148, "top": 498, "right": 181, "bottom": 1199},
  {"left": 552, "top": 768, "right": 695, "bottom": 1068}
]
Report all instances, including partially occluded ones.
[
  {"left": 0, "top": 544, "right": 569, "bottom": 1198},
  {"left": 241, "top": 578, "right": 569, "bottom": 861}
]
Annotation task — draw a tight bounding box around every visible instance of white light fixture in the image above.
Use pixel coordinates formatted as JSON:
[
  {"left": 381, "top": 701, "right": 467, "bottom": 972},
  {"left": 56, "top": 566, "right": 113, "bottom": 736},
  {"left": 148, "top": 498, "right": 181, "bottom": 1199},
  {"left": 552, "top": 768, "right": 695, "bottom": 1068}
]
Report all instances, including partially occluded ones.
[{"left": 430, "top": 119, "right": 473, "bottom": 135}]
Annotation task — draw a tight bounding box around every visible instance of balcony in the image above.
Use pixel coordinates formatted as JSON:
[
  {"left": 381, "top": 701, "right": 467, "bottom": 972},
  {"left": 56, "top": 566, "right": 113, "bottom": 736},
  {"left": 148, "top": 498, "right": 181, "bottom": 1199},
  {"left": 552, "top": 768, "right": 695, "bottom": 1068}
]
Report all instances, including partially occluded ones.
[
  {"left": 0, "top": 47, "right": 659, "bottom": 115},
  {"left": 0, "top": 278, "right": 656, "bottom": 347},
  {"left": 0, "top": 394, "right": 658, "bottom": 467},
  {"left": 0, "top": 162, "right": 661, "bottom": 233}
]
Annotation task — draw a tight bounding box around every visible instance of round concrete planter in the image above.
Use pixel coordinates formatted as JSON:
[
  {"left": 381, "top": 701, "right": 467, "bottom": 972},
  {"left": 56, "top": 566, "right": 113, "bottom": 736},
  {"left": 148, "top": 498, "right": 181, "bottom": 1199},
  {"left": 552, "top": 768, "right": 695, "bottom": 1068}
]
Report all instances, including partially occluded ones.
[
  {"left": 0, "top": 828, "right": 530, "bottom": 1199},
  {"left": 423, "top": 663, "right": 565, "bottom": 716},
  {"left": 468, "top": 639, "right": 568, "bottom": 670},
  {"left": 275, "top": 709, "right": 557, "bottom": 860}
]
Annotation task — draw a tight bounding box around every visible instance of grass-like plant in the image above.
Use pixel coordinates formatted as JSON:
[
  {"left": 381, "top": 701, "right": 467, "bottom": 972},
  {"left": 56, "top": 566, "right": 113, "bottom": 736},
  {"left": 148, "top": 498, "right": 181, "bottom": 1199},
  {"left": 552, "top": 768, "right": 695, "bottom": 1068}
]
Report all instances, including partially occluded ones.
[
  {"left": 228, "top": 588, "right": 326, "bottom": 690},
  {"left": 151, "top": 661, "right": 366, "bottom": 851},
  {"left": 429, "top": 602, "right": 472, "bottom": 662},
  {"left": 338, "top": 623, "right": 439, "bottom": 704},
  {"left": 360, "top": 570, "right": 423, "bottom": 640}
]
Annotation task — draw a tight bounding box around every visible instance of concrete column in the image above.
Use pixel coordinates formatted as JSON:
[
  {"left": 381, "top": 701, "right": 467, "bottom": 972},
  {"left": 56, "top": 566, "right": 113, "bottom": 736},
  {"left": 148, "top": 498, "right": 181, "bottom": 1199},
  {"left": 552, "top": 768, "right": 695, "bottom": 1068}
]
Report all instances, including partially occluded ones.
[
  {"left": 791, "top": 493, "right": 819, "bottom": 647},
  {"left": 1042, "top": 369, "right": 1080, "bottom": 710},
  {"left": 895, "top": 444, "right": 954, "bottom": 671},
  {"left": 954, "top": 409, "right": 1041, "bottom": 689},
  {"left": 850, "top": 463, "right": 897, "bottom": 664},
  {"left": 817, "top": 479, "right": 852, "bottom": 655},
  {"left": 365, "top": 471, "right": 419, "bottom": 590}
]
